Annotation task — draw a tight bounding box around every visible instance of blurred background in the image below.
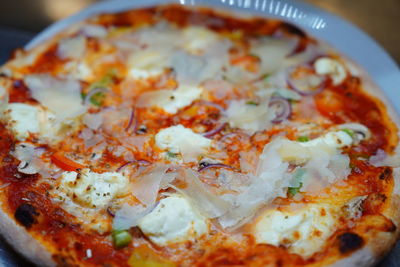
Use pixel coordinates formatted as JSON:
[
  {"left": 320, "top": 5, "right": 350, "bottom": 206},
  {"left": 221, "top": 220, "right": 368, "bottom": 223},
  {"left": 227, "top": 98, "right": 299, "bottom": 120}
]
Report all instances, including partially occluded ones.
[{"left": 0, "top": 0, "right": 398, "bottom": 63}]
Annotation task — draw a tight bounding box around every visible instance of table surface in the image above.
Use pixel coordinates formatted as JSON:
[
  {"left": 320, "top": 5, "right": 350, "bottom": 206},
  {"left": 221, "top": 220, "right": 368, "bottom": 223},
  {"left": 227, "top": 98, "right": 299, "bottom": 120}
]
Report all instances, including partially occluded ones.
[{"left": 0, "top": 0, "right": 399, "bottom": 265}]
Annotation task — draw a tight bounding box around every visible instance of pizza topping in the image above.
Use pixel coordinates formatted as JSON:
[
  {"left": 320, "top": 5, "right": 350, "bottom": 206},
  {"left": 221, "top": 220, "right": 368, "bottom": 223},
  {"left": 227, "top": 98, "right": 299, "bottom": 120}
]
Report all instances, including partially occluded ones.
[
  {"left": 314, "top": 57, "right": 347, "bottom": 85},
  {"left": 137, "top": 194, "right": 208, "bottom": 245},
  {"left": 1, "top": 103, "right": 41, "bottom": 141},
  {"left": 24, "top": 74, "right": 86, "bottom": 121},
  {"left": 131, "top": 164, "right": 176, "bottom": 207},
  {"left": 155, "top": 125, "right": 212, "bottom": 162},
  {"left": 57, "top": 168, "right": 129, "bottom": 209},
  {"left": 112, "top": 229, "right": 133, "bottom": 249},
  {"left": 369, "top": 149, "right": 400, "bottom": 167},
  {"left": 223, "top": 99, "right": 274, "bottom": 135},
  {"left": 57, "top": 36, "right": 87, "bottom": 60},
  {"left": 112, "top": 203, "right": 154, "bottom": 231},
  {"left": 137, "top": 85, "right": 202, "bottom": 114},
  {"left": 288, "top": 65, "right": 326, "bottom": 96},
  {"left": 51, "top": 152, "right": 85, "bottom": 171},
  {"left": 254, "top": 204, "right": 338, "bottom": 257},
  {"left": 11, "top": 143, "right": 43, "bottom": 175}
]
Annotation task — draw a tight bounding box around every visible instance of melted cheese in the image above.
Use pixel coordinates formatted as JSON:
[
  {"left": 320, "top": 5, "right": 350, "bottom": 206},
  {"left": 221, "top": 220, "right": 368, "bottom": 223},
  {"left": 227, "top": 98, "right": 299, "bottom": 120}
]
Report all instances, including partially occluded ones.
[
  {"left": 137, "top": 85, "right": 202, "bottom": 114},
  {"left": 182, "top": 26, "right": 219, "bottom": 54},
  {"left": 155, "top": 124, "right": 211, "bottom": 161},
  {"left": 314, "top": 57, "right": 346, "bottom": 85},
  {"left": 1, "top": 103, "right": 40, "bottom": 140},
  {"left": 254, "top": 204, "right": 337, "bottom": 256},
  {"left": 137, "top": 194, "right": 208, "bottom": 245},
  {"left": 58, "top": 168, "right": 129, "bottom": 209}
]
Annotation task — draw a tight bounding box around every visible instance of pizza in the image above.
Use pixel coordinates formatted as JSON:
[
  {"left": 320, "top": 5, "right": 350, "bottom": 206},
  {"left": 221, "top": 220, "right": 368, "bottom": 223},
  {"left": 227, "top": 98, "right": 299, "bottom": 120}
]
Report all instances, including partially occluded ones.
[{"left": 0, "top": 4, "right": 399, "bottom": 267}]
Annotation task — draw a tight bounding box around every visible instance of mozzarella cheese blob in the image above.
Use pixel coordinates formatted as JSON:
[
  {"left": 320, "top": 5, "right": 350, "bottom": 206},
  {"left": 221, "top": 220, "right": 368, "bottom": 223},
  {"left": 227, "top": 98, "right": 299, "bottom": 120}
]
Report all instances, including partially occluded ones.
[
  {"left": 137, "top": 194, "right": 208, "bottom": 245},
  {"left": 254, "top": 204, "right": 337, "bottom": 256},
  {"left": 59, "top": 168, "right": 129, "bottom": 209},
  {"left": 155, "top": 124, "right": 211, "bottom": 161},
  {"left": 137, "top": 85, "right": 202, "bottom": 114},
  {"left": 1, "top": 103, "right": 40, "bottom": 141},
  {"left": 314, "top": 57, "right": 346, "bottom": 85}
]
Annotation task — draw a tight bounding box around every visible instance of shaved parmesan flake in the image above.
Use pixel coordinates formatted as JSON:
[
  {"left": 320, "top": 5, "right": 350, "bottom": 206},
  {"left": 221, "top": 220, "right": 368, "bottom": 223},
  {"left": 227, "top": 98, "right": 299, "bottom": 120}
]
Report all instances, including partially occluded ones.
[
  {"left": 182, "top": 26, "right": 219, "bottom": 54},
  {"left": 80, "top": 24, "right": 107, "bottom": 38},
  {"left": 128, "top": 49, "right": 170, "bottom": 79},
  {"left": 131, "top": 165, "right": 176, "bottom": 207},
  {"left": 223, "top": 99, "right": 274, "bottom": 135},
  {"left": 175, "top": 169, "right": 231, "bottom": 218},
  {"left": 113, "top": 203, "right": 154, "bottom": 231},
  {"left": 137, "top": 85, "right": 202, "bottom": 114},
  {"left": 370, "top": 149, "right": 400, "bottom": 167},
  {"left": 155, "top": 125, "right": 211, "bottom": 162},
  {"left": 83, "top": 112, "right": 103, "bottom": 130},
  {"left": 57, "top": 36, "right": 86, "bottom": 60},
  {"left": 24, "top": 74, "right": 86, "bottom": 121},
  {"left": 251, "top": 38, "right": 297, "bottom": 74}
]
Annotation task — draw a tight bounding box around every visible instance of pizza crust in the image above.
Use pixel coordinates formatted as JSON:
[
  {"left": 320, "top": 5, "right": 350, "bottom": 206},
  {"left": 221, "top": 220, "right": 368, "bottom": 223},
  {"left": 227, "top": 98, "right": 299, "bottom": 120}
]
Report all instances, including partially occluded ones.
[{"left": 0, "top": 206, "right": 55, "bottom": 267}]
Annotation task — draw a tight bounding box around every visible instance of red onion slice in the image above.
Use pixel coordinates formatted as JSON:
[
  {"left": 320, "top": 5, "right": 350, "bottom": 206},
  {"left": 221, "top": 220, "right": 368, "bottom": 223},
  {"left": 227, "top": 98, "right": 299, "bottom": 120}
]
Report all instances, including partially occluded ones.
[
  {"left": 198, "top": 162, "right": 238, "bottom": 172},
  {"left": 287, "top": 65, "right": 327, "bottom": 96},
  {"left": 125, "top": 109, "right": 135, "bottom": 132},
  {"left": 269, "top": 96, "right": 291, "bottom": 123},
  {"left": 84, "top": 87, "right": 108, "bottom": 106},
  {"left": 202, "top": 123, "right": 226, "bottom": 138}
]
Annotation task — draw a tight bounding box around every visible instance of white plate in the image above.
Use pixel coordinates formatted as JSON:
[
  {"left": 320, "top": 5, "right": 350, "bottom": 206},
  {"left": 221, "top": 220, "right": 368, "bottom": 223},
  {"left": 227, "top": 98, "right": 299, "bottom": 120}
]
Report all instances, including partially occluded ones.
[{"left": 26, "top": 0, "right": 400, "bottom": 113}]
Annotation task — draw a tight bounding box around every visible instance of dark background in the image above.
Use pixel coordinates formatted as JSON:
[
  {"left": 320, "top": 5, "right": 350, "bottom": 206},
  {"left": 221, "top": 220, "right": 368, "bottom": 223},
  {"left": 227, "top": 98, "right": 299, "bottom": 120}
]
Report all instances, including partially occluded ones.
[{"left": 0, "top": 0, "right": 398, "bottom": 266}]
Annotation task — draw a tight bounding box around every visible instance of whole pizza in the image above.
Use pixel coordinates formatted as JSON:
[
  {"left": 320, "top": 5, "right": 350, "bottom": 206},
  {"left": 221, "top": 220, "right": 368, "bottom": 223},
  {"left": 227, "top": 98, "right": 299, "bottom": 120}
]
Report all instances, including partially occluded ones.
[{"left": 0, "top": 4, "right": 399, "bottom": 267}]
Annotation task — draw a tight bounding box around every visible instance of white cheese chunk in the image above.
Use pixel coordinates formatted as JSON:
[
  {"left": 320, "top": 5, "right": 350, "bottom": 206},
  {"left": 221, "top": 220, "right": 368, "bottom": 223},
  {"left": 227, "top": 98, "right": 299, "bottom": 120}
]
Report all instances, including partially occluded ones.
[
  {"left": 182, "top": 26, "right": 219, "bottom": 54},
  {"left": 128, "top": 49, "right": 169, "bottom": 79},
  {"left": 59, "top": 168, "right": 129, "bottom": 209},
  {"left": 224, "top": 100, "right": 274, "bottom": 135},
  {"left": 1, "top": 103, "right": 40, "bottom": 141},
  {"left": 137, "top": 85, "right": 202, "bottom": 114},
  {"left": 57, "top": 36, "right": 86, "bottom": 60},
  {"left": 138, "top": 194, "right": 208, "bottom": 245},
  {"left": 254, "top": 204, "right": 337, "bottom": 257},
  {"left": 314, "top": 57, "right": 346, "bottom": 85},
  {"left": 1, "top": 103, "right": 80, "bottom": 143},
  {"left": 155, "top": 124, "right": 211, "bottom": 161}
]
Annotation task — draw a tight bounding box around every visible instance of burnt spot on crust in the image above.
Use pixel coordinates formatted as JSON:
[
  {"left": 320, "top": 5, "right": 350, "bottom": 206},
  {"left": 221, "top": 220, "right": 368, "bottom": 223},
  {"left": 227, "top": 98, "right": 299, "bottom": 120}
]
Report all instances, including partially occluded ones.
[
  {"left": 337, "top": 232, "right": 364, "bottom": 254},
  {"left": 14, "top": 203, "right": 39, "bottom": 228},
  {"left": 379, "top": 167, "right": 392, "bottom": 181}
]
